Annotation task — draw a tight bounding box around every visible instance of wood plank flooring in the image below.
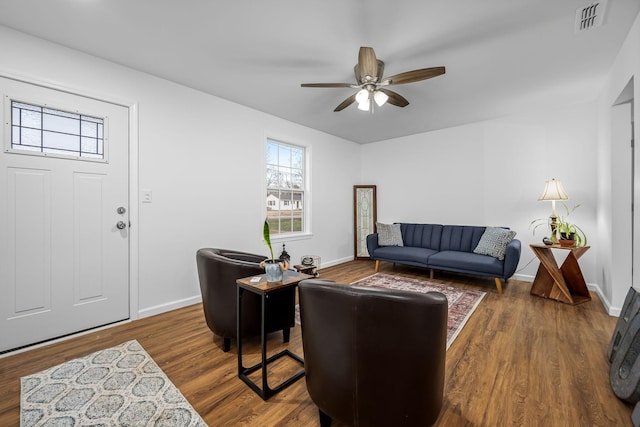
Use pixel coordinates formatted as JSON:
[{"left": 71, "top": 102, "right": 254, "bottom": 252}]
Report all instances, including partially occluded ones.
[{"left": 0, "top": 260, "right": 633, "bottom": 426}]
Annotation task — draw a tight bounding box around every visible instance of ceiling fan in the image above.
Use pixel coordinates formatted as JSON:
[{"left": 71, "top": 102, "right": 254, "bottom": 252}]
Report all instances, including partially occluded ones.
[{"left": 301, "top": 46, "right": 445, "bottom": 112}]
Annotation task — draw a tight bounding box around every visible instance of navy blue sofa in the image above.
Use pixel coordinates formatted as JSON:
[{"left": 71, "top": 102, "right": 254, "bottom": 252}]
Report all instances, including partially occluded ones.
[{"left": 366, "top": 223, "right": 521, "bottom": 294}]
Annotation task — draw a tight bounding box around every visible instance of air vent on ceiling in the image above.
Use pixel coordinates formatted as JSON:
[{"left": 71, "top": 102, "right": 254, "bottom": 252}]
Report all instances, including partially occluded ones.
[{"left": 575, "top": 0, "right": 608, "bottom": 32}]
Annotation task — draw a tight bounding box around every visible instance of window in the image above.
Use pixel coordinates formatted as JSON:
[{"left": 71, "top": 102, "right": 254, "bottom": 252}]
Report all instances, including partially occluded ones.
[
  {"left": 266, "top": 139, "right": 305, "bottom": 235},
  {"left": 9, "top": 100, "right": 105, "bottom": 160}
]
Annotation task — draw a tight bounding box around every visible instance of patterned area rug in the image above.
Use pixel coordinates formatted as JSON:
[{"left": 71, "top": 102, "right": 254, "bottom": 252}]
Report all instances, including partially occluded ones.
[
  {"left": 296, "top": 273, "right": 486, "bottom": 350},
  {"left": 21, "top": 340, "right": 206, "bottom": 427}
]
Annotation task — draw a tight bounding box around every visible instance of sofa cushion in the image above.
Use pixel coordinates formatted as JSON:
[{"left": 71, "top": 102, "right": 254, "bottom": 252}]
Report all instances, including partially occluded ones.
[
  {"left": 473, "top": 227, "right": 517, "bottom": 260},
  {"left": 377, "top": 223, "right": 404, "bottom": 246},
  {"left": 428, "top": 250, "right": 504, "bottom": 276},
  {"left": 400, "top": 223, "right": 443, "bottom": 250},
  {"left": 373, "top": 246, "right": 437, "bottom": 265},
  {"left": 440, "top": 225, "right": 486, "bottom": 253}
]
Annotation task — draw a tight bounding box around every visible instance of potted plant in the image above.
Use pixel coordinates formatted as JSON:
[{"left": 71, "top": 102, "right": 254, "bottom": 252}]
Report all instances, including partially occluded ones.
[
  {"left": 530, "top": 203, "right": 587, "bottom": 247},
  {"left": 554, "top": 207, "right": 587, "bottom": 247},
  {"left": 260, "top": 219, "right": 289, "bottom": 282}
]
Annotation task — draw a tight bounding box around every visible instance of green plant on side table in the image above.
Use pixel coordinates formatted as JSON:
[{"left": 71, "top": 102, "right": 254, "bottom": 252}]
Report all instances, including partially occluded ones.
[
  {"left": 530, "top": 203, "right": 587, "bottom": 247},
  {"left": 260, "top": 219, "right": 289, "bottom": 282}
]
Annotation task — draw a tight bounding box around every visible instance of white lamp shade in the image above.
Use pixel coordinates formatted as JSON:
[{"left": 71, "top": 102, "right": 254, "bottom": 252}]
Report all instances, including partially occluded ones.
[
  {"left": 538, "top": 178, "right": 569, "bottom": 201},
  {"left": 355, "top": 89, "right": 369, "bottom": 105},
  {"left": 373, "top": 90, "right": 388, "bottom": 107},
  {"left": 357, "top": 100, "right": 370, "bottom": 111}
]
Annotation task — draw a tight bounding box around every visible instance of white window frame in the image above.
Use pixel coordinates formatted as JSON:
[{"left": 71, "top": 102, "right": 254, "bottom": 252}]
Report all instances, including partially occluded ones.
[{"left": 265, "top": 137, "right": 311, "bottom": 241}]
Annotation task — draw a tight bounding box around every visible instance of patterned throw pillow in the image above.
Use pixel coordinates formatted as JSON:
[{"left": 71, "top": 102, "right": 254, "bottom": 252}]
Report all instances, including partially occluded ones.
[
  {"left": 473, "top": 227, "right": 516, "bottom": 260},
  {"left": 377, "top": 223, "right": 404, "bottom": 246}
]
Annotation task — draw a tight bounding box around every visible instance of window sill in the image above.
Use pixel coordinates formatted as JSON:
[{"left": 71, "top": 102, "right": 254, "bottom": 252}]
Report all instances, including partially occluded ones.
[{"left": 271, "top": 233, "right": 313, "bottom": 243}]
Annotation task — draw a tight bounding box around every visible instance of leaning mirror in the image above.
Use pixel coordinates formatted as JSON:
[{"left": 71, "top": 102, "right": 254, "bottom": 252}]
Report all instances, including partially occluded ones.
[{"left": 353, "top": 185, "right": 377, "bottom": 259}]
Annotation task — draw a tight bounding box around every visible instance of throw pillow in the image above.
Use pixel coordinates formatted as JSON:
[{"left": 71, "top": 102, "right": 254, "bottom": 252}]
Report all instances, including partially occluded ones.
[
  {"left": 473, "top": 227, "right": 516, "bottom": 260},
  {"left": 377, "top": 223, "right": 404, "bottom": 246}
]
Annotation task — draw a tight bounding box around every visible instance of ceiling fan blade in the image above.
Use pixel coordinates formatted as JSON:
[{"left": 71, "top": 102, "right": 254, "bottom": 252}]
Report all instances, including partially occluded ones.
[
  {"left": 383, "top": 66, "right": 446, "bottom": 85},
  {"left": 334, "top": 94, "right": 356, "bottom": 112},
  {"left": 357, "top": 47, "right": 378, "bottom": 83},
  {"left": 378, "top": 88, "right": 409, "bottom": 107},
  {"left": 301, "top": 83, "right": 356, "bottom": 88}
]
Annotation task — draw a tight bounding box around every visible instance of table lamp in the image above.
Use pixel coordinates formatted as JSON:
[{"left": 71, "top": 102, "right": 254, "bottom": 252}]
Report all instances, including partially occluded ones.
[{"left": 538, "top": 178, "right": 569, "bottom": 242}]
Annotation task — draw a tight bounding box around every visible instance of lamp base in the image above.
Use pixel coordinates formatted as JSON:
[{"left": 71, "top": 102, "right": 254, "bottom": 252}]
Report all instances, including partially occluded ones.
[{"left": 549, "top": 215, "right": 558, "bottom": 243}]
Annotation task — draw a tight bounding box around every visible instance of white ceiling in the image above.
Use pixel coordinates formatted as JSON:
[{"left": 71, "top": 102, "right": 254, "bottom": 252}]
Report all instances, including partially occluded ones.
[{"left": 0, "top": 0, "right": 638, "bottom": 143}]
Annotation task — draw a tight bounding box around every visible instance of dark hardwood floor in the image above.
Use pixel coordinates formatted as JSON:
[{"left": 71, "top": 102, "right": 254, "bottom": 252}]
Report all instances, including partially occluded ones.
[{"left": 0, "top": 260, "right": 632, "bottom": 426}]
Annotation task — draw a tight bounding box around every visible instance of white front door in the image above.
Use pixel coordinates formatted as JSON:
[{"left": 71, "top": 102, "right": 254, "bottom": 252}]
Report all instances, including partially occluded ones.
[{"left": 0, "top": 77, "right": 130, "bottom": 353}]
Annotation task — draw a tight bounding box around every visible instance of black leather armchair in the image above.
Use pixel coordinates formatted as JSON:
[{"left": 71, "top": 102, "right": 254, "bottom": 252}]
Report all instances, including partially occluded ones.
[
  {"left": 196, "top": 248, "right": 295, "bottom": 352},
  {"left": 298, "top": 279, "right": 448, "bottom": 427}
]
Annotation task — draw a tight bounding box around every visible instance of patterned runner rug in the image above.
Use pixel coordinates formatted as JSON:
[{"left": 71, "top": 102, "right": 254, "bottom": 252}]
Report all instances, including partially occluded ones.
[
  {"left": 297, "top": 273, "right": 486, "bottom": 350},
  {"left": 21, "top": 340, "right": 206, "bottom": 427}
]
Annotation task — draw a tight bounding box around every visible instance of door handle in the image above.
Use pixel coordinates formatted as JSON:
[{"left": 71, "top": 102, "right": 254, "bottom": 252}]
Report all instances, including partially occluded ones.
[{"left": 116, "top": 221, "right": 127, "bottom": 230}]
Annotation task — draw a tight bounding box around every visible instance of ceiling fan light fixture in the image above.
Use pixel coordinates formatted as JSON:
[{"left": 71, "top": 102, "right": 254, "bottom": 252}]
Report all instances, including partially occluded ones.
[
  {"left": 301, "top": 46, "right": 446, "bottom": 113},
  {"left": 355, "top": 89, "right": 369, "bottom": 104},
  {"left": 373, "top": 90, "right": 388, "bottom": 107}
]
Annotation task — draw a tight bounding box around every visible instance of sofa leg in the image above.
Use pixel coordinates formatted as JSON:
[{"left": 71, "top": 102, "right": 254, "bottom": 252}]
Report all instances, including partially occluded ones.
[
  {"left": 494, "top": 278, "right": 503, "bottom": 294},
  {"left": 223, "top": 337, "right": 231, "bottom": 352},
  {"left": 430, "top": 269, "right": 434, "bottom": 280},
  {"left": 283, "top": 327, "right": 290, "bottom": 343},
  {"left": 375, "top": 260, "right": 380, "bottom": 272}
]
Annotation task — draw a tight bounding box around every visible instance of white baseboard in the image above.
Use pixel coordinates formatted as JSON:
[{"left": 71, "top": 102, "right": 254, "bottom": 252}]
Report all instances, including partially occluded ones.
[
  {"left": 513, "top": 272, "right": 534, "bottom": 282},
  {"left": 320, "top": 255, "right": 355, "bottom": 269},
  {"left": 590, "top": 286, "right": 620, "bottom": 317},
  {"left": 137, "top": 295, "right": 202, "bottom": 319}
]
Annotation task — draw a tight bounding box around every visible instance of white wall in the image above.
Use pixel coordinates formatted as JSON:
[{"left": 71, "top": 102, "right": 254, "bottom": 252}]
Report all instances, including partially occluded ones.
[
  {"left": 361, "top": 102, "right": 599, "bottom": 287},
  {"left": 0, "top": 25, "right": 361, "bottom": 317},
  {"left": 597, "top": 11, "right": 640, "bottom": 314}
]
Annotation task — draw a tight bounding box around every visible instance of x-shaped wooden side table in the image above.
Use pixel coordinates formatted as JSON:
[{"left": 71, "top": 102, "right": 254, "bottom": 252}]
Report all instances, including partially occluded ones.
[{"left": 529, "top": 244, "right": 591, "bottom": 305}]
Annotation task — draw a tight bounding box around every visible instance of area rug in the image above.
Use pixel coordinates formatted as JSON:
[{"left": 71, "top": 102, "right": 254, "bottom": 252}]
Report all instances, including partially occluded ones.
[
  {"left": 21, "top": 340, "right": 206, "bottom": 427},
  {"left": 296, "top": 273, "right": 486, "bottom": 350}
]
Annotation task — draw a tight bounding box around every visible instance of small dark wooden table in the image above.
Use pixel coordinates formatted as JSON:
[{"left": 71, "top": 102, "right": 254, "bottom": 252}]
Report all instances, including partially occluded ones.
[
  {"left": 236, "top": 270, "right": 312, "bottom": 400},
  {"left": 529, "top": 244, "right": 591, "bottom": 305}
]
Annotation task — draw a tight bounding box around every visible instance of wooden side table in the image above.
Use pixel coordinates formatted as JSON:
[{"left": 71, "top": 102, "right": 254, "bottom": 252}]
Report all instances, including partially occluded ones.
[
  {"left": 529, "top": 244, "right": 591, "bottom": 305},
  {"left": 236, "top": 270, "right": 312, "bottom": 400}
]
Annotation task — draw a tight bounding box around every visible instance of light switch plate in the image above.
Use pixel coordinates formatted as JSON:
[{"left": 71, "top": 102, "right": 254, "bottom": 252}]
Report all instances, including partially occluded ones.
[{"left": 141, "top": 189, "right": 152, "bottom": 203}]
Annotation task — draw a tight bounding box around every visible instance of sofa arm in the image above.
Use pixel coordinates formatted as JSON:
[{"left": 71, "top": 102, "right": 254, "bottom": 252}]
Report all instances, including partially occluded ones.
[
  {"left": 503, "top": 239, "right": 521, "bottom": 279},
  {"left": 366, "top": 233, "right": 379, "bottom": 259}
]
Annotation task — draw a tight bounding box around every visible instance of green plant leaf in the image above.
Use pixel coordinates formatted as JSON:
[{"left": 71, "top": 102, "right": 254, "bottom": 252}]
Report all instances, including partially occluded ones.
[
  {"left": 554, "top": 203, "right": 587, "bottom": 246},
  {"left": 529, "top": 217, "right": 551, "bottom": 236},
  {"left": 263, "top": 219, "right": 275, "bottom": 261}
]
